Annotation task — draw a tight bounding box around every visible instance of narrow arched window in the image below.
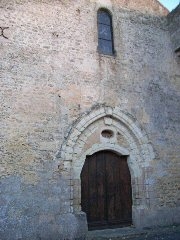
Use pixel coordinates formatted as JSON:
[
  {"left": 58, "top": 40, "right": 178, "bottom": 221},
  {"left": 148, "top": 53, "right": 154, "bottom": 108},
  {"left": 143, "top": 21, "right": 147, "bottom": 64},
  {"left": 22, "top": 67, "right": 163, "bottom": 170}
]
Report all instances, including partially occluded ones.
[{"left": 97, "top": 9, "right": 114, "bottom": 55}]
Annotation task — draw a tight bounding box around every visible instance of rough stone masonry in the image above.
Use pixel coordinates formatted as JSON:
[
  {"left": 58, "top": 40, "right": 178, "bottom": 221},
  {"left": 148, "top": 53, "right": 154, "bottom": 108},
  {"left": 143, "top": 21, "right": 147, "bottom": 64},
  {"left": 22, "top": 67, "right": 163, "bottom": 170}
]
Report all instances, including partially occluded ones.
[{"left": 0, "top": 0, "right": 180, "bottom": 239}]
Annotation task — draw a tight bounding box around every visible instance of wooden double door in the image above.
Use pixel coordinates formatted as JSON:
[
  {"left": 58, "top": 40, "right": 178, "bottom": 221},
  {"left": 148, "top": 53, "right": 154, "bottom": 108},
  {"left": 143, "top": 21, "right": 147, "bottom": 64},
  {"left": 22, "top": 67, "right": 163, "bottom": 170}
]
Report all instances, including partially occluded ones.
[{"left": 81, "top": 151, "right": 132, "bottom": 230}]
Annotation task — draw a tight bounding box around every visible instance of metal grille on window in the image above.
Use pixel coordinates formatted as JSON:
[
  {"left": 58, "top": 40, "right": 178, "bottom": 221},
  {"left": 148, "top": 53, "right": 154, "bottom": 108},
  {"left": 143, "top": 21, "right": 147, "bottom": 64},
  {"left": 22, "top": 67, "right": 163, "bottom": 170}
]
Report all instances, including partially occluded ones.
[{"left": 97, "top": 9, "right": 114, "bottom": 55}]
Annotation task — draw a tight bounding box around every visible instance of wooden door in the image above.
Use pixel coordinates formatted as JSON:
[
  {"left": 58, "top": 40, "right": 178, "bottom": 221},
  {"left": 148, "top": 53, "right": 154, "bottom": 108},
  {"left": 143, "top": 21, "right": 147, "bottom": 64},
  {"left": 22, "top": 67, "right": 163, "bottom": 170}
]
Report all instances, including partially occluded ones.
[{"left": 81, "top": 151, "right": 132, "bottom": 230}]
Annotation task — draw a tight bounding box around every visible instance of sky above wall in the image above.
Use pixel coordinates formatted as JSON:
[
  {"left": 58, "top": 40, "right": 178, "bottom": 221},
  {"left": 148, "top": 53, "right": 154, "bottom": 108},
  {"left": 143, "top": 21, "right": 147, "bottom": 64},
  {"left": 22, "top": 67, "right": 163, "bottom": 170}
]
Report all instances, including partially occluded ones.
[{"left": 158, "top": 0, "right": 179, "bottom": 11}]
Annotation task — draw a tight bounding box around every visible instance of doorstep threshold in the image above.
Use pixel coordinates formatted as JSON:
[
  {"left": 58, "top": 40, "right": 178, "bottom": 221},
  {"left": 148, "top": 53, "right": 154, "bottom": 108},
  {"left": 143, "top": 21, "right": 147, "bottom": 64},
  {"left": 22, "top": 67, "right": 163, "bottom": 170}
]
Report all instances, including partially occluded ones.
[{"left": 87, "top": 226, "right": 146, "bottom": 239}]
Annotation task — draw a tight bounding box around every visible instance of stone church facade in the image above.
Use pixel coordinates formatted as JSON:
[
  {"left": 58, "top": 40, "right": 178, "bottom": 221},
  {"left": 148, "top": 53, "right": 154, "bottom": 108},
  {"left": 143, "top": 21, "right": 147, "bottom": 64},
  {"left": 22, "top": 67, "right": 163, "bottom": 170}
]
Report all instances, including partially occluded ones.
[{"left": 0, "top": 0, "right": 180, "bottom": 239}]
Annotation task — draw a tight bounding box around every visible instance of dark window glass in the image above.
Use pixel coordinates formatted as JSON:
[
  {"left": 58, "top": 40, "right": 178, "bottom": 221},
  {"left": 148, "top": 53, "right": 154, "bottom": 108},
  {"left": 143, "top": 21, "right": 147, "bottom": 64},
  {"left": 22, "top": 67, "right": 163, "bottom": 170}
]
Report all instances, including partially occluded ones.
[
  {"left": 97, "top": 9, "right": 114, "bottom": 55},
  {"left": 98, "top": 39, "right": 113, "bottom": 55},
  {"left": 98, "top": 11, "right": 111, "bottom": 25},
  {"left": 98, "top": 24, "right": 112, "bottom": 41}
]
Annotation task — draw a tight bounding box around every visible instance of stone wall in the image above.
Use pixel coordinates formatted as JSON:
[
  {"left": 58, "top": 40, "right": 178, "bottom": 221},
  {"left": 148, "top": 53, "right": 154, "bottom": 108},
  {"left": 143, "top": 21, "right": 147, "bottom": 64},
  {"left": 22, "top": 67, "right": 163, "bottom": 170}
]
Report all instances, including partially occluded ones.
[
  {"left": 168, "top": 4, "right": 180, "bottom": 60},
  {"left": 0, "top": 0, "right": 179, "bottom": 239}
]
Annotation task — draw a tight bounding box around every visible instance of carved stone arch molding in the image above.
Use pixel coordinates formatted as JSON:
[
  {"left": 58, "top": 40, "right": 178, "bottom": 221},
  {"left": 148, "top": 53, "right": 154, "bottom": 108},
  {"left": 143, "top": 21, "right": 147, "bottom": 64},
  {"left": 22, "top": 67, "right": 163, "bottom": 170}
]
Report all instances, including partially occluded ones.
[{"left": 56, "top": 106, "right": 155, "bottom": 227}]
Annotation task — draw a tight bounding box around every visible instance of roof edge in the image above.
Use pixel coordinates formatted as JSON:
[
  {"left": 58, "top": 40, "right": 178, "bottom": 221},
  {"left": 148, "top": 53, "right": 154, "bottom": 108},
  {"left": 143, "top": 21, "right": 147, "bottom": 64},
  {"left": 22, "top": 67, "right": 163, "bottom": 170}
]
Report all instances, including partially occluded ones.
[{"left": 157, "top": 0, "right": 169, "bottom": 13}]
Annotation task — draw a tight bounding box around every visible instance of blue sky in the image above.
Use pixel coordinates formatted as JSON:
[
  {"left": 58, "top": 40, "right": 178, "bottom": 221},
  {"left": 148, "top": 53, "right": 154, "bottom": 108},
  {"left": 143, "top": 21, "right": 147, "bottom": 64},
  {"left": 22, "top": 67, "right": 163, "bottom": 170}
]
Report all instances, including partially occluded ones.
[{"left": 158, "top": 0, "right": 179, "bottom": 11}]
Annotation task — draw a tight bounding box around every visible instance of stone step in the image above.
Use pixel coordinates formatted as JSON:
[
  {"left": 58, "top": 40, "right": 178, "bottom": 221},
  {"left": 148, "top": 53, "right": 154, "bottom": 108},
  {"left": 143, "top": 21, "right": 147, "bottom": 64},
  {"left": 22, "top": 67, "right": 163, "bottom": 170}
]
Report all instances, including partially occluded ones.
[{"left": 87, "top": 225, "right": 180, "bottom": 240}]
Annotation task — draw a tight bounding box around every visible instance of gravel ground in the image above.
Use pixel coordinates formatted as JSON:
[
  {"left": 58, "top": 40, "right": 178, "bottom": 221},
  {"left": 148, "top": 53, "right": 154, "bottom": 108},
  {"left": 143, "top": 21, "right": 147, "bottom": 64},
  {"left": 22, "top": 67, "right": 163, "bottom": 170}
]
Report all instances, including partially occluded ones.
[{"left": 124, "top": 231, "right": 180, "bottom": 240}]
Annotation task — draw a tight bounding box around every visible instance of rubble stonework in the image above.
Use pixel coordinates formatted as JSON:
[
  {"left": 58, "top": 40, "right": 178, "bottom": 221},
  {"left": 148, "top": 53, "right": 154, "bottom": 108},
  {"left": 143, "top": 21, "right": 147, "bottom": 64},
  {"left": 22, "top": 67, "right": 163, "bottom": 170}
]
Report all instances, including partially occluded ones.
[{"left": 0, "top": 0, "right": 179, "bottom": 239}]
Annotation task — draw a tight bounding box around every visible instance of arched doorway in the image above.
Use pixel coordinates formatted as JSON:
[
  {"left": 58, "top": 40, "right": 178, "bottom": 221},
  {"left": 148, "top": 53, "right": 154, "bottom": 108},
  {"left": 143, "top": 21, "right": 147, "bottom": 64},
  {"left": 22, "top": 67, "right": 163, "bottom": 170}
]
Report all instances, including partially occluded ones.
[
  {"left": 57, "top": 106, "right": 155, "bottom": 228},
  {"left": 81, "top": 150, "right": 132, "bottom": 230}
]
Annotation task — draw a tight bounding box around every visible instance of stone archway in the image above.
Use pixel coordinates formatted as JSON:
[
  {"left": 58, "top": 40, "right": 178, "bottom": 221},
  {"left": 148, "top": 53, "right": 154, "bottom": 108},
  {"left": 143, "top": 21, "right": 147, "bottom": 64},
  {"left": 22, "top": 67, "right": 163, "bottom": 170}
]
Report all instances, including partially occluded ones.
[{"left": 56, "top": 106, "right": 155, "bottom": 227}]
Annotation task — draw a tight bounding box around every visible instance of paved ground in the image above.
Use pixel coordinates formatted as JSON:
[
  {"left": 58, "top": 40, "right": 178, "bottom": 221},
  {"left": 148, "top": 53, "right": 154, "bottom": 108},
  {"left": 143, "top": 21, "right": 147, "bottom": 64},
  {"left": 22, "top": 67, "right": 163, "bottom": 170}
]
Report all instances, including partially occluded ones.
[{"left": 87, "top": 225, "right": 180, "bottom": 240}]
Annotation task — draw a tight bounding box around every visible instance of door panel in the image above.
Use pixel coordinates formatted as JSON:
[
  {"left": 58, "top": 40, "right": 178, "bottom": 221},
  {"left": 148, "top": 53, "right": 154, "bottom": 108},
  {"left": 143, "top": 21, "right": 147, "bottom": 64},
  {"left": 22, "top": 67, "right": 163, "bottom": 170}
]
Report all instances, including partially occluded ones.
[
  {"left": 81, "top": 151, "right": 132, "bottom": 230},
  {"left": 96, "top": 152, "right": 106, "bottom": 222}
]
